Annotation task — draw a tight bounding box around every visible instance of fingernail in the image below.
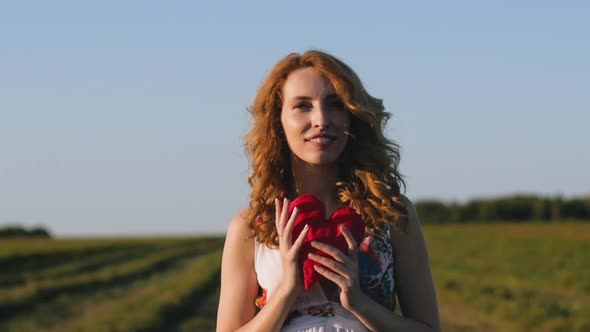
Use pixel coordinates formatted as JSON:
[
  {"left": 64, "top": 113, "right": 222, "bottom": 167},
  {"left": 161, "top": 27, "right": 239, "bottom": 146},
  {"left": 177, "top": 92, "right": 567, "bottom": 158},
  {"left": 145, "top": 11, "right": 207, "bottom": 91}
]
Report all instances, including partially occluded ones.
[
  {"left": 303, "top": 224, "right": 308, "bottom": 230},
  {"left": 311, "top": 241, "right": 317, "bottom": 246},
  {"left": 293, "top": 207, "right": 299, "bottom": 213}
]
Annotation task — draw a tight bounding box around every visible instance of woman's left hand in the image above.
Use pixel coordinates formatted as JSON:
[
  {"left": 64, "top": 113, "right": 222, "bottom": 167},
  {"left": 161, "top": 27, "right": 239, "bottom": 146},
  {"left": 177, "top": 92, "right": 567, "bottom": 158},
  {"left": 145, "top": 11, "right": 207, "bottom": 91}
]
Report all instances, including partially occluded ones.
[{"left": 307, "top": 224, "right": 365, "bottom": 312}]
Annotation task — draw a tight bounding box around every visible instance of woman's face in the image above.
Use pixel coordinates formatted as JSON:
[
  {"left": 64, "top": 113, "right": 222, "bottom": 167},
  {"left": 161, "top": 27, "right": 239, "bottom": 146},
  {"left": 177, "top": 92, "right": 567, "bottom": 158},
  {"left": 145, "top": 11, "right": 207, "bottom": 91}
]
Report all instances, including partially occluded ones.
[{"left": 280, "top": 67, "right": 350, "bottom": 166}]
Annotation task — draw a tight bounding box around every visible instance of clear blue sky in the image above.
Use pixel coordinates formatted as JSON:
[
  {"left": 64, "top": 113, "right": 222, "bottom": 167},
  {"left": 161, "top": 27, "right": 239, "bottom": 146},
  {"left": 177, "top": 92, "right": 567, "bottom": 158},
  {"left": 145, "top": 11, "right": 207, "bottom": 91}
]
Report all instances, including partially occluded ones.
[{"left": 1, "top": 1, "right": 588, "bottom": 236}]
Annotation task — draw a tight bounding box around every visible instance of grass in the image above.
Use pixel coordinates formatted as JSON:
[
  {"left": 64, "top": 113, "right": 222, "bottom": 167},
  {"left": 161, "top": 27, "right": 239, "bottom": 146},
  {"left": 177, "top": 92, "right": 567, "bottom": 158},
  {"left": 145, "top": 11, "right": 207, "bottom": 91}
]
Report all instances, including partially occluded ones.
[{"left": 427, "top": 222, "right": 590, "bottom": 332}]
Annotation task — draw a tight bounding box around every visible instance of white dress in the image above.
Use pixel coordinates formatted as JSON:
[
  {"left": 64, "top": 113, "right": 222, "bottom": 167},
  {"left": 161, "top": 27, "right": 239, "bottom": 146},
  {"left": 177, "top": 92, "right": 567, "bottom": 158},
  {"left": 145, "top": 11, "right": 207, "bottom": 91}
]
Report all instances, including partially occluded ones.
[{"left": 254, "top": 222, "right": 396, "bottom": 332}]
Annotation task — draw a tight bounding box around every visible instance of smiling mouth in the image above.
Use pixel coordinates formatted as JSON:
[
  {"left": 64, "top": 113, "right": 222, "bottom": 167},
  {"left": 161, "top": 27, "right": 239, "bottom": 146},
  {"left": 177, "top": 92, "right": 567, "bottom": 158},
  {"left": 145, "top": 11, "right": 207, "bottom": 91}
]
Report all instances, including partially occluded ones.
[{"left": 306, "top": 137, "right": 335, "bottom": 144}]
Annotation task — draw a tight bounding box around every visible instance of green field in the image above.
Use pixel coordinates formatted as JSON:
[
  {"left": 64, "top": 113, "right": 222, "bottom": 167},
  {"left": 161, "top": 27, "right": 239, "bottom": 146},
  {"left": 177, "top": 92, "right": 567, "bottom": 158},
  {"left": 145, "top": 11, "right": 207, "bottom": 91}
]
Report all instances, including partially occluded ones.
[
  {"left": 1, "top": 223, "right": 588, "bottom": 331},
  {"left": 430, "top": 222, "right": 589, "bottom": 332}
]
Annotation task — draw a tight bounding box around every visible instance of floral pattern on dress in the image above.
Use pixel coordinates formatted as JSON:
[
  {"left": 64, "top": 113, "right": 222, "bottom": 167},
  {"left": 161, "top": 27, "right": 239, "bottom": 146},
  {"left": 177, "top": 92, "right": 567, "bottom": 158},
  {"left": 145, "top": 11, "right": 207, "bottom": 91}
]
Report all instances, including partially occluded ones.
[
  {"left": 357, "top": 222, "right": 395, "bottom": 311},
  {"left": 283, "top": 303, "right": 337, "bottom": 326},
  {"left": 303, "top": 303, "right": 337, "bottom": 317},
  {"left": 255, "top": 287, "right": 267, "bottom": 309}
]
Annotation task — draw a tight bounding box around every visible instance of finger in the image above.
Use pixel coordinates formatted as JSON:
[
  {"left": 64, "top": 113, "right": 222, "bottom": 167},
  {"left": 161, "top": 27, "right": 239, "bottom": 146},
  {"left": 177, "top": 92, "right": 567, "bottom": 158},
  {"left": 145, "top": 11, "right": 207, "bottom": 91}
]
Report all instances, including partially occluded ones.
[
  {"left": 291, "top": 224, "right": 309, "bottom": 251},
  {"left": 308, "top": 253, "right": 349, "bottom": 276},
  {"left": 283, "top": 207, "right": 299, "bottom": 244},
  {"left": 279, "top": 197, "right": 290, "bottom": 233},
  {"left": 314, "top": 265, "right": 351, "bottom": 290},
  {"left": 339, "top": 225, "right": 358, "bottom": 255},
  {"left": 311, "top": 241, "right": 349, "bottom": 264}
]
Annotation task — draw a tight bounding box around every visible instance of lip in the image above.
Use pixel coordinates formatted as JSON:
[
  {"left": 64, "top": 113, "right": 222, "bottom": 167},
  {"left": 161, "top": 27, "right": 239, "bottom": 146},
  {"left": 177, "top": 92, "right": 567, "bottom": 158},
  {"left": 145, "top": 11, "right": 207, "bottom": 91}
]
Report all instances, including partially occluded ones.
[
  {"left": 307, "top": 140, "right": 333, "bottom": 149},
  {"left": 305, "top": 133, "right": 336, "bottom": 140},
  {"left": 305, "top": 135, "right": 336, "bottom": 149}
]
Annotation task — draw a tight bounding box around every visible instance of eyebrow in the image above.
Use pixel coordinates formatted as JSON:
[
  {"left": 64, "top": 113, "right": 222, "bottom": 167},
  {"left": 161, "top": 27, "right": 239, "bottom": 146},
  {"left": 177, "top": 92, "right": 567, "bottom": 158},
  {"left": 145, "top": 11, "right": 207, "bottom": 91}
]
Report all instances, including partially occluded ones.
[
  {"left": 289, "top": 93, "right": 340, "bottom": 102},
  {"left": 324, "top": 94, "right": 340, "bottom": 101}
]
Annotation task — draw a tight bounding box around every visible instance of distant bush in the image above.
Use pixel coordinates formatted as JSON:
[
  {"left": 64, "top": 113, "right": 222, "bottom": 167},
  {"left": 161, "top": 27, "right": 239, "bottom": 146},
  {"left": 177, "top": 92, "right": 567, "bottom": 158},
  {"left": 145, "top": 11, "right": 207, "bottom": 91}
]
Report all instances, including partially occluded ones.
[
  {"left": 416, "top": 194, "right": 590, "bottom": 224},
  {"left": 0, "top": 224, "right": 52, "bottom": 238},
  {"left": 415, "top": 200, "right": 451, "bottom": 224}
]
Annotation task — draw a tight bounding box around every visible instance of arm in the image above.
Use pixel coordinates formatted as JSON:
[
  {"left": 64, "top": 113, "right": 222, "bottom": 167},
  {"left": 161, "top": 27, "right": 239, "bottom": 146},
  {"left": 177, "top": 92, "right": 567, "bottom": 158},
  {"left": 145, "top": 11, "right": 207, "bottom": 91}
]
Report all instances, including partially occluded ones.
[
  {"left": 390, "top": 196, "right": 440, "bottom": 330},
  {"left": 216, "top": 201, "right": 310, "bottom": 332},
  {"left": 352, "top": 196, "right": 440, "bottom": 331},
  {"left": 309, "top": 196, "right": 441, "bottom": 332},
  {"left": 216, "top": 208, "right": 259, "bottom": 331}
]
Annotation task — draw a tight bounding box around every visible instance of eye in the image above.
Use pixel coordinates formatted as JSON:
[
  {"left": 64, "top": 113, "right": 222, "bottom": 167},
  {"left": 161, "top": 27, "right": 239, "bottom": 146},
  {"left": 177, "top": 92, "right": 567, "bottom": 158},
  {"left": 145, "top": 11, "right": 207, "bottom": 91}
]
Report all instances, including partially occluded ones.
[
  {"left": 328, "top": 99, "right": 345, "bottom": 109},
  {"left": 294, "top": 102, "right": 312, "bottom": 110},
  {"left": 331, "top": 100, "right": 344, "bottom": 107}
]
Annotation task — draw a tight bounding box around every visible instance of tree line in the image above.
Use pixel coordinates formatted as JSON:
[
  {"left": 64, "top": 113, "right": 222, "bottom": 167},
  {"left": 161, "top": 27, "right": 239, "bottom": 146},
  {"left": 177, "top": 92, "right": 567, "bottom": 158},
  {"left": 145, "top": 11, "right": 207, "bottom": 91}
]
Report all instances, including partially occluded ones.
[
  {"left": 415, "top": 194, "right": 590, "bottom": 224},
  {"left": 0, "top": 224, "right": 52, "bottom": 238}
]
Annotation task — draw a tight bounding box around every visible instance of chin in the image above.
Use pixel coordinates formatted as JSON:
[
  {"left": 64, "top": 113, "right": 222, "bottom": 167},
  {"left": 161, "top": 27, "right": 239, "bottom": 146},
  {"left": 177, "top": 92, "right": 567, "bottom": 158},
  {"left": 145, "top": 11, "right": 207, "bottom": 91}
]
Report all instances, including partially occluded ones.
[{"left": 302, "top": 155, "right": 341, "bottom": 167}]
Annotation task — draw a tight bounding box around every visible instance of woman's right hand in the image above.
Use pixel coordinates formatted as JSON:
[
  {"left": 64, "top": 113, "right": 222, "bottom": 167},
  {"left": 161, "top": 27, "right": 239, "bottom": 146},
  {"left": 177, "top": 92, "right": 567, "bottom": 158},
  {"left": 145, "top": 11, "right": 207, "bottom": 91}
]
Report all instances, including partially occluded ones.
[{"left": 275, "top": 197, "right": 310, "bottom": 300}]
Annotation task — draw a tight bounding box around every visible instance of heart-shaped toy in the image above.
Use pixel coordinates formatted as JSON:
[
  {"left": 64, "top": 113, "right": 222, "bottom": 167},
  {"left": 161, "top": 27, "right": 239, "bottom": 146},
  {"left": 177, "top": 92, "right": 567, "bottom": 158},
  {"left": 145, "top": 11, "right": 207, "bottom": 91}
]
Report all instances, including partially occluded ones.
[{"left": 288, "top": 194, "right": 365, "bottom": 290}]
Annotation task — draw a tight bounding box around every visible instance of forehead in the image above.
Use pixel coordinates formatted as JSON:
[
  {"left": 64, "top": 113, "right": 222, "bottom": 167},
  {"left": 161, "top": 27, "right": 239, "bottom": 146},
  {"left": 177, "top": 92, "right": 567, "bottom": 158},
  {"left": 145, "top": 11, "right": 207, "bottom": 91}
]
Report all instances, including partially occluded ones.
[{"left": 281, "top": 67, "right": 336, "bottom": 100}]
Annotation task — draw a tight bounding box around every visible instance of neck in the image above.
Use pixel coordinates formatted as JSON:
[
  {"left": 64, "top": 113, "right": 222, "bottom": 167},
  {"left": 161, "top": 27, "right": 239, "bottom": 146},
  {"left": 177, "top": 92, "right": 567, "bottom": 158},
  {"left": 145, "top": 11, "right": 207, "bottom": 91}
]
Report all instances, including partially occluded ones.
[{"left": 289, "top": 156, "right": 341, "bottom": 212}]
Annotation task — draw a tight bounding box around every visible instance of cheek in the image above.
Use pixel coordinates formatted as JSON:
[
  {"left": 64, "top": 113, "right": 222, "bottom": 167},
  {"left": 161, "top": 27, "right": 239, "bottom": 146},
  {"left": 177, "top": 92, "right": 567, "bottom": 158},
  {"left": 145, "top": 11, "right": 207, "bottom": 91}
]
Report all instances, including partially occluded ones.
[
  {"left": 338, "top": 114, "right": 351, "bottom": 131},
  {"left": 280, "top": 117, "right": 303, "bottom": 146},
  {"left": 280, "top": 113, "right": 291, "bottom": 134},
  {"left": 280, "top": 118, "right": 295, "bottom": 136},
  {"left": 282, "top": 114, "right": 305, "bottom": 133}
]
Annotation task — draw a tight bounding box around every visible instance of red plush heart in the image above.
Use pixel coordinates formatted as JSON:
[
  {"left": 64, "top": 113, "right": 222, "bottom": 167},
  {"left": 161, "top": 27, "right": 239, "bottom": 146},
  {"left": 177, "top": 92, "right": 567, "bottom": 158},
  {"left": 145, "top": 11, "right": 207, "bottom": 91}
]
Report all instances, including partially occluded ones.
[{"left": 288, "top": 194, "right": 365, "bottom": 290}]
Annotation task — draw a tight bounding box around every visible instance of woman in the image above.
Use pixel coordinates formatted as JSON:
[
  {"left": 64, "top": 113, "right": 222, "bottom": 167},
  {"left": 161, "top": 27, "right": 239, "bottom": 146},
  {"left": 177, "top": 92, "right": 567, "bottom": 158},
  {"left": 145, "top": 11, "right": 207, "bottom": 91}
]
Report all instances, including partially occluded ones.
[{"left": 216, "top": 50, "right": 440, "bottom": 332}]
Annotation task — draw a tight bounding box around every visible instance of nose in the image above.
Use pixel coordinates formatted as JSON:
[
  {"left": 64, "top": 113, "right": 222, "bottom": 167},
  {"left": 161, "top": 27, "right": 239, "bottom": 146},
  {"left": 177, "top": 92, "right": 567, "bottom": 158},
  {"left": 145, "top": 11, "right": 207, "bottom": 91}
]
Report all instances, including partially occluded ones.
[{"left": 311, "top": 104, "right": 330, "bottom": 128}]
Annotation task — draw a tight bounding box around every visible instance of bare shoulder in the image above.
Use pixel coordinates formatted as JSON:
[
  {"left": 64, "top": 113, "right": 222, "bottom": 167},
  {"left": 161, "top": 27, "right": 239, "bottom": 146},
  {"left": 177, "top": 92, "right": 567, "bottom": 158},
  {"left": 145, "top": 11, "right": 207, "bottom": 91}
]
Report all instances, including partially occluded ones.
[
  {"left": 398, "top": 194, "right": 414, "bottom": 210},
  {"left": 390, "top": 194, "right": 427, "bottom": 263},
  {"left": 225, "top": 207, "right": 255, "bottom": 253},
  {"left": 390, "top": 194, "right": 429, "bottom": 261},
  {"left": 227, "top": 207, "right": 253, "bottom": 235},
  {"left": 391, "top": 194, "right": 420, "bottom": 238}
]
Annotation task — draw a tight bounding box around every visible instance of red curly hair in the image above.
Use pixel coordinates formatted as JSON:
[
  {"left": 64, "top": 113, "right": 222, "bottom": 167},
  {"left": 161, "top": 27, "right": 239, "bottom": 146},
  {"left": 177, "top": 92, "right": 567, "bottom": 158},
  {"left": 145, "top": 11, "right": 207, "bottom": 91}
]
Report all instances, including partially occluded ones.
[{"left": 244, "top": 50, "right": 408, "bottom": 246}]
